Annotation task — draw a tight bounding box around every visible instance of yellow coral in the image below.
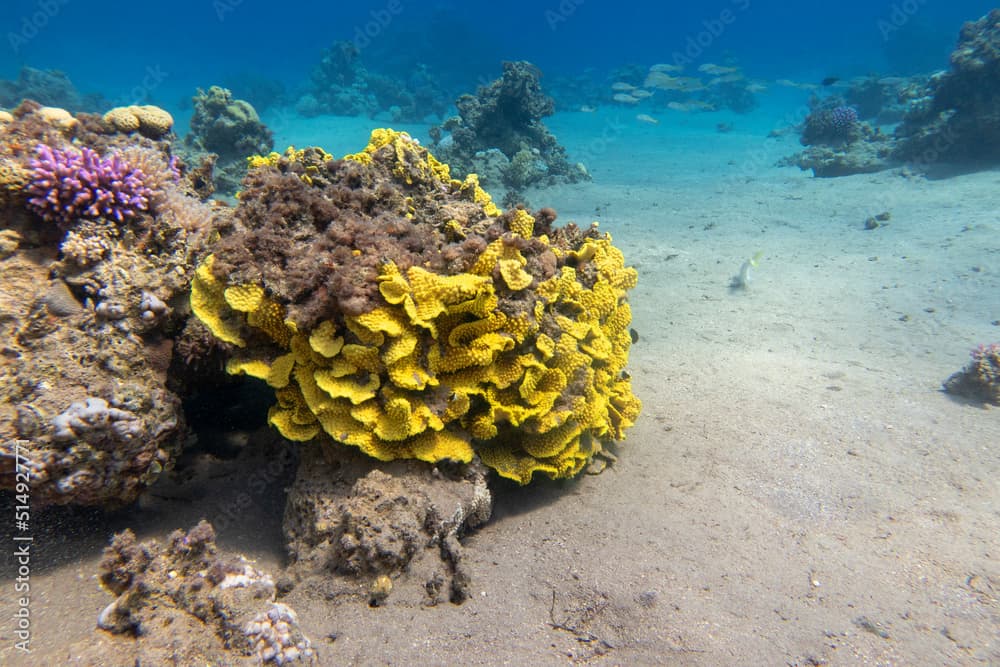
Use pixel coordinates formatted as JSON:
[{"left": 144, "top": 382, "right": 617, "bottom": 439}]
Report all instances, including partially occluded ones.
[
  {"left": 343, "top": 128, "right": 452, "bottom": 186},
  {"left": 508, "top": 209, "right": 535, "bottom": 238},
  {"left": 191, "top": 133, "right": 641, "bottom": 485},
  {"left": 102, "top": 105, "right": 173, "bottom": 138},
  {"left": 247, "top": 146, "right": 334, "bottom": 184},
  {"left": 190, "top": 254, "right": 246, "bottom": 346},
  {"left": 458, "top": 174, "right": 501, "bottom": 217}
]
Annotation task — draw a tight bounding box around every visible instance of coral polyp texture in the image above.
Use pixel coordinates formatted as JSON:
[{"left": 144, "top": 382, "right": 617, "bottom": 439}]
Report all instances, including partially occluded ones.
[
  {"left": 26, "top": 144, "right": 156, "bottom": 224},
  {"left": 192, "top": 129, "right": 641, "bottom": 484}
]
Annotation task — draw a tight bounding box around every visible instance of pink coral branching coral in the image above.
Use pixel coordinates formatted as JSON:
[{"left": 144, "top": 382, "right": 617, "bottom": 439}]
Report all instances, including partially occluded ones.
[{"left": 26, "top": 143, "right": 155, "bottom": 225}]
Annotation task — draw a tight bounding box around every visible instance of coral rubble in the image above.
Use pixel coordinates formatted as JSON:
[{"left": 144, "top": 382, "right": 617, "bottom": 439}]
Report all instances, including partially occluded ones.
[
  {"left": 77, "top": 521, "right": 315, "bottom": 665},
  {"left": 191, "top": 129, "right": 641, "bottom": 485},
  {"left": 430, "top": 61, "right": 590, "bottom": 192},
  {"left": 944, "top": 343, "right": 1000, "bottom": 406}
]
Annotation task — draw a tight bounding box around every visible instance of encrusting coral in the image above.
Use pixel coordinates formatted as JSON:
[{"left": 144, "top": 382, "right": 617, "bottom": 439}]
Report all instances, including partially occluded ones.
[{"left": 192, "top": 129, "right": 641, "bottom": 484}]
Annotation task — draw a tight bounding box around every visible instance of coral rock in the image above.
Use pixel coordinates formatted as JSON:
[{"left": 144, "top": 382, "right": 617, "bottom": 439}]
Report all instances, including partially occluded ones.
[{"left": 103, "top": 105, "right": 174, "bottom": 138}]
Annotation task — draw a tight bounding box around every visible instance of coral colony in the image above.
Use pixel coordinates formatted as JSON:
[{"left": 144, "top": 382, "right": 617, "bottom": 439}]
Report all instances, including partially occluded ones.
[
  {"left": 26, "top": 144, "right": 154, "bottom": 225},
  {"left": 828, "top": 105, "right": 859, "bottom": 131}
]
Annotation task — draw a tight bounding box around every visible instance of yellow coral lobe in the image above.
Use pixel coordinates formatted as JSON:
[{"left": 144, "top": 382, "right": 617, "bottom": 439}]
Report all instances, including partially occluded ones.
[
  {"left": 269, "top": 406, "right": 321, "bottom": 442},
  {"left": 190, "top": 255, "right": 246, "bottom": 347},
  {"left": 408, "top": 430, "right": 474, "bottom": 464},
  {"left": 314, "top": 369, "right": 380, "bottom": 404},
  {"left": 508, "top": 209, "right": 535, "bottom": 238},
  {"left": 226, "top": 358, "right": 272, "bottom": 381},
  {"left": 459, "top": 173, "right": 501, "bottom": 217},
  {"left": 224, "top": 284, "right": 265, "bottom": 312},
  {"left": 341, "top": 344, "right": 382, "bottom": 373},
  {"left": 535, "top": 333, "right": 556, "bottom": 360},
  {"left": 387, "top": 353, "right": 435, "bottom": 391},
  {"left": 246, "top": 298, "right": 293, "bottom": 348},
  {"left": 309, "top": 321, "right": 344, "bottom": 357},
  {"left": 267, "top": 353, "right": 296, "bottom": 388},
  {"left": 247, "top": 151, "right": 282, "bottom": 170},
  {"left": 498, "top": 257, "right": 533, "bottom": 291}
]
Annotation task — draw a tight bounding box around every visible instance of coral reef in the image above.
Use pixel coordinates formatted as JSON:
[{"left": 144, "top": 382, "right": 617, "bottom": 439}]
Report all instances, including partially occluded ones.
[
  {"left": 222, "top": 71, "right": 289, "bottom": 113},
  {"left": 191, "top": 129, "right": 640, "bottom": 485},
  {"left": 284, "top": 442, "right": 491, "bottom": 604},
  {"left": 430, "top": 61, "right": 590, "bottom": 192},
  {"left": 298, "top": 41, "right": 447, "bottom": 122},
  {"left": 944, "top": 343, "right": 1000, "bottom": 406},
  {"left": 895, "top": 9, "right": 1000, "bottom": 164},
  {"left": 782, "top": 97, "right": 895, "bottom": 177},
  {"left": 0, "top": 101, "right": 218, "bottom": 507},
  {"left": 76, "top": 521, "right": 316, "bottom": 665},
  {"left": 0, "top": 66, "right": 106, "bottom": 112},
  {"left": 182, "top": 85, "right": 273, "bottom": 195}
]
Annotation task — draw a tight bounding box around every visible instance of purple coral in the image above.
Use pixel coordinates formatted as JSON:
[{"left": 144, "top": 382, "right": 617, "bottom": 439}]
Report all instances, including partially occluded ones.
[
  {"left": 828, "top": 105, "right": 859, "bottom": 130},
  {"left": 26, "top": 144, "right": 154, "bottom": 225}
]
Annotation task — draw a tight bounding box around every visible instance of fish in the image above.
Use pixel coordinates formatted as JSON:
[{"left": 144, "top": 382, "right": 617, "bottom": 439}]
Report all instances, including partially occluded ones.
[
  {"left": 645, "top": 72, "right": 706, "bottom": 92},
  {"left": 666, "top": 101, "right": 715, "bottom": 112},
  {"left": 636, "top": 114, "right": 659, "bottom": 125},
  {"left": 775, "top": 79, "right": 817, "bottom": 91},
  {"left": 630, "top": 89, "right": 654, "bottom": 99},
  {"left": 698, "top": 63, "right": 740, "bottom": 75},
  {"left": 579, "top": 105, "right": 597, "bottom": 113},
  {"left": 649, "top": 63, "right": 683, "bottom": 73},
  {"left": 612, "top": 93, "right": 639, "bottom": 104},
  {"left": 821, "top": 76, "right": 840, "bottom": 86},
  {"left": 610, "top": 81, "right": 637, "bottom": 92},
  {"left": 708, "top": 74, "right": 745, "bottom": 86}
]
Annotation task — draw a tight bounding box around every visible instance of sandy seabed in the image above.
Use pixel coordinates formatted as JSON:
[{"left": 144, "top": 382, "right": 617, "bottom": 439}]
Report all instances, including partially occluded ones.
[{"left": 2, "top": 105, "right": 998, "bottom": 666}]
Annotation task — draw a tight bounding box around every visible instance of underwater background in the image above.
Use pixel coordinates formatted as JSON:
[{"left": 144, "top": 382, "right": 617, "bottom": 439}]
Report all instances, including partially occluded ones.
[
  {"left": 3, "top": 0, "right": 998, "bottom": 119},
  {"left": 2, "top": 1, "right": 1000, "bottom": 666}
]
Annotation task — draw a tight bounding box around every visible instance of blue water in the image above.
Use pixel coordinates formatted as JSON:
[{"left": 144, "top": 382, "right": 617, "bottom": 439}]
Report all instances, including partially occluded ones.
[{"left": 1, "top": 0, "right": 995, "bottom": 122}]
